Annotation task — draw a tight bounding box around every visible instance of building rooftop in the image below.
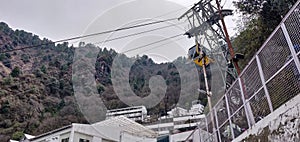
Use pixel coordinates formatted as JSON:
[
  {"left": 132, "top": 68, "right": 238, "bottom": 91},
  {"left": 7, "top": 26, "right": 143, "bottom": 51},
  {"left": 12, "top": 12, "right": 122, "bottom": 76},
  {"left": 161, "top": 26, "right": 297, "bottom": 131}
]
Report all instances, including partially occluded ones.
[
  {"left": 29, "top": 125, "right": 72, "bottom": 141},
  {"left": 93, "top": 116, "right": 157, "bottom": 138}
]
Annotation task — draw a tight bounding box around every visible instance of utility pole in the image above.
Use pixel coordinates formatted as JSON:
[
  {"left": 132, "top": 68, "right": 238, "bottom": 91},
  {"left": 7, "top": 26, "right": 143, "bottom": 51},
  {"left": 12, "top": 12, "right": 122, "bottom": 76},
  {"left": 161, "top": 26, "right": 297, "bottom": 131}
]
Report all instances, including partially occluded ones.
[{"left": 215, "top": 0, "right": 241, "bottom": 74}]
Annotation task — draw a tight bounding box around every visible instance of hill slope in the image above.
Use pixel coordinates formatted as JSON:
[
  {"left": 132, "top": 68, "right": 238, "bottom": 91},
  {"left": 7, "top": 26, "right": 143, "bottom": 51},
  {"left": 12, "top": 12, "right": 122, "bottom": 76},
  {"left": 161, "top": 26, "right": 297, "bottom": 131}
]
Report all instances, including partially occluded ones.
[{"left": 0, "top": 22, "right": 204, "bottom": 141}]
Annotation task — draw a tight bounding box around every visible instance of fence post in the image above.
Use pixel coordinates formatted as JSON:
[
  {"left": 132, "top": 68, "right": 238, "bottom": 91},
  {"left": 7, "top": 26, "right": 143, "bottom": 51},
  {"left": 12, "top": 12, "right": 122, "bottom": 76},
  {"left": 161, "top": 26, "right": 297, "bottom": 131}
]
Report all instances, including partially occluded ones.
[
  {"left": 205, "top": 116, "right": 209, "bottom": 134},
  {"left": 238, "top": 78, "right": 255, "bottom": 127},
  {"left": 224, "top": 93, "right": 235, "bottom": 139},
  {"left": 214, "top": 108, "right": 221, "bottom": 142},
  {"left": 281, "top": 23, "right": 300, "bottom": 73},
  {"left": 198, "top": 122, "right": 202, "bottom": 142},
  {"left": 256, "top": 55, "right": 274, "bottom": 112}
]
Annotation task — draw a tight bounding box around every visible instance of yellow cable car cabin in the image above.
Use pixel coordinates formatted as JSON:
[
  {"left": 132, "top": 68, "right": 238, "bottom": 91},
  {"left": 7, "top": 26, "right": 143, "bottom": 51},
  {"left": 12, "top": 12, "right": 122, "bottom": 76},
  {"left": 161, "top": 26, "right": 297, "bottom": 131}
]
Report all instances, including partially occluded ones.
[{"left": 188, "top": 44, "right": 214, "bottom": 67}]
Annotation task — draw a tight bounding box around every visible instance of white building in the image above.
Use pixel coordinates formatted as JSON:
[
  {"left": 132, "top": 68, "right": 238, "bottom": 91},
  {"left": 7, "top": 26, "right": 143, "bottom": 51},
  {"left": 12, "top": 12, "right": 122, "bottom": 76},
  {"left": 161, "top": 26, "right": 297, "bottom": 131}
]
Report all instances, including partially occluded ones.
[
  {"left": 29, "top": 116, "right": 157, "bottom": 142},
  {"left": 145, "top": 101, "right": 205, "bottom": 136},
  {"left": 167, "top": 107, "right": 188, "bottom": 117},
  {"left": 145, "top": 114, "right": 205, "bottom": 136},
  {"left": 167, "top": 101, "right": 204, "bottom": 118},
  {"left": 106, "top": 106, "right": 147, "bottom": 122},
  {"left": 189, "top": 100, "right": 204, "bottom": 115},
  {"left": 29, "top": 124, "right": 113, "bottom": 142}
]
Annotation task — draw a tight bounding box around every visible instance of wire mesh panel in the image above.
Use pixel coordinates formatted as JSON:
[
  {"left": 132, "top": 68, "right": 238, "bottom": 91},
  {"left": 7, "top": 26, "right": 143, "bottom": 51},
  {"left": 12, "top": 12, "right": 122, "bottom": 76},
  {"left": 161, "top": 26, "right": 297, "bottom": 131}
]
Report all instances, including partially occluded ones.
[
  {"left": 210, "top": 63, "right": 227, "bottom": 107},
  {"left": 266, "top": 61, "right": 300, "bottom": 110},
  {"left": 240, "top": 58, "right": 262, "bottom": 99},
  {"left": 215, "top": 97, "right": 229, "bottom": 127},
  {"left": 204, "top": 112, "right": 218, "bottom": 142},
  {"left": 284, "top": 3, "right": 300, "bottom": 54},
  {"left": 197, "top": 4, "right": 300, "bottom": 141},
  {"left": 248, "top": 89, "right": 271, "bottom": 123},
  {"left": 198, "top": 117, "right": 208, "bottom": 130},
  {"left": 199, "top": 129, "right": 214, "bottom": 142},
  {"left": 230, "top": 106, "right": 249, "bottom": 138},
  {"left": 203, "top": 132, "right": 218, "bottom": 142},
  {"left": 219, "top": 120, "right": 232, "bottom": 142},
  {"left": 198, "top": 118, "right": 210, "bottom": 142},
  {"left": 206, "top": 112, "right": 216, "bottom": 134},
  {"left": 258, "top": 28, "right": 291, "bottom": 81},
  {"left": 226, "top": 81, "right": 243, "bottom": 114}
]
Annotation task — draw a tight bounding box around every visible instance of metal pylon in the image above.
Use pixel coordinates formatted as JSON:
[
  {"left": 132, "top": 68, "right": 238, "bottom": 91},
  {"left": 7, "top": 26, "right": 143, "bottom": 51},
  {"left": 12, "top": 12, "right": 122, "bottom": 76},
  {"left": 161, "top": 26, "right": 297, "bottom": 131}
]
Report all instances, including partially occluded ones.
[
  {"left": 179, "top": 0, "right": 238, "bottom": 94},
  {"left": 179, "top": 0, "right": 238, "bottom": 140}
]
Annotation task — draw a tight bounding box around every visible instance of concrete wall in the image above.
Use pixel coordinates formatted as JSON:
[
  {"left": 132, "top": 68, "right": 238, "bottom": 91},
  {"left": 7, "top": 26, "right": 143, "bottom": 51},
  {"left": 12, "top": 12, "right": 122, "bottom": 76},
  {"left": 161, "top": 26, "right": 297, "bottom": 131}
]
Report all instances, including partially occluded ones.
[{"left": 233, "top": 94, "right": 300, "bottom": 142}]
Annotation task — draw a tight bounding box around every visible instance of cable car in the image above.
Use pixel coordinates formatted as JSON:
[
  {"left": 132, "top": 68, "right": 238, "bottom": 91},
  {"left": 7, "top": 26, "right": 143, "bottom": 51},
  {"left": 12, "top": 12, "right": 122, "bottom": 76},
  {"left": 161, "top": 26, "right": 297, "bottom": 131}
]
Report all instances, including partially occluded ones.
[{"left": 188, "top": 43, "right": 214, "bottom": 67}]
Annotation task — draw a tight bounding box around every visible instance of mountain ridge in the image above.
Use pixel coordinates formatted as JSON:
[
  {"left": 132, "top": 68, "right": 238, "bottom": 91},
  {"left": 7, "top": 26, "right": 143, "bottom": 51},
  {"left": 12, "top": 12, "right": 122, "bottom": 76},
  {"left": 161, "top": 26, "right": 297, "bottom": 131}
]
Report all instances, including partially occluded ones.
[{"left": 0, "top": 22, "right": 205, "bottom": 141}]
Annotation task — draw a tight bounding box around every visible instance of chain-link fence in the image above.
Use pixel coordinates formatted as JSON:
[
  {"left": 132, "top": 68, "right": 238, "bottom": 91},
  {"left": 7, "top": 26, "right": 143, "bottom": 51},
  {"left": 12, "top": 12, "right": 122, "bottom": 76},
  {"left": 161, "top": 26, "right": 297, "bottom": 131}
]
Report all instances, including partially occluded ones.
[{"left": 188, "top": 1, "right": 300, "bottom": 141}]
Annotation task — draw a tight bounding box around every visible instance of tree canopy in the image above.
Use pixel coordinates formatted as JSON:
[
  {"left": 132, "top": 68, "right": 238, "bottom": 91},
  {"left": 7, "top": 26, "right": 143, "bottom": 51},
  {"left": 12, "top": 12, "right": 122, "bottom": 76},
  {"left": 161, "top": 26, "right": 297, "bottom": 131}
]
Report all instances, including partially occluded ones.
[{"left": 232, "top": 0, "right": 297, "bottom": 68}]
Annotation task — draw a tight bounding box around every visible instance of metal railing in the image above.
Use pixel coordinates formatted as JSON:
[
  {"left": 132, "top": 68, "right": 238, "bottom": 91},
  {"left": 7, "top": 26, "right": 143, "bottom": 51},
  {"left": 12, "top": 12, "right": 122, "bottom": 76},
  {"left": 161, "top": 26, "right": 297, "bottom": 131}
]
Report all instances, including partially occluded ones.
[{"left": 188, "top": 1, "right": 300, "bottom": 141}]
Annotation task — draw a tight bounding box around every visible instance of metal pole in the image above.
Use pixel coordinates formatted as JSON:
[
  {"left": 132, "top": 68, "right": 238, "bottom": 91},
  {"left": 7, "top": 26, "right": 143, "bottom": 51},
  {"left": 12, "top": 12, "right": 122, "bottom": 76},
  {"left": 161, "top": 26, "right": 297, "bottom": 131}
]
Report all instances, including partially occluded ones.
[
  {"left": 195, "top": 37, "right": 216, "bottom": 133},
  {"left": 199, "top": 122, "right": 202, "bottom": 142},
  {"left": 119, "top": 131, "right": 122, "bottom": 142},
  {"left": 281, "top": 23, "right": 300, "bottom": 73},
  {"left": 225, "top": 93, "right": 235, "bottom": 139},
  {"left": 215, "top": 0, "right": 241, "bottom": 75},
  {"left": 238, "top": 78, "right": 255, "bottom": 127},
  {"left": 256, "top": 55, "right": 274, "bottom": 112},
  {"left": 214, "top": 108, "right": 222, "bottom": 142}
]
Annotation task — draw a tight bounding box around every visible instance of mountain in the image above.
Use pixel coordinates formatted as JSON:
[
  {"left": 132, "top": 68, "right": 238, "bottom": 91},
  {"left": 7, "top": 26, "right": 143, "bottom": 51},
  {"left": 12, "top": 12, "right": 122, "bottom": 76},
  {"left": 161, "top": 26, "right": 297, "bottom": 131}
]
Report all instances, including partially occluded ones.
[
  {"left": 0, "top": 22, "right": 86, "bottom": 141},
  {"left": 0, "top": 22, "right": 204, "bottom": 141}
]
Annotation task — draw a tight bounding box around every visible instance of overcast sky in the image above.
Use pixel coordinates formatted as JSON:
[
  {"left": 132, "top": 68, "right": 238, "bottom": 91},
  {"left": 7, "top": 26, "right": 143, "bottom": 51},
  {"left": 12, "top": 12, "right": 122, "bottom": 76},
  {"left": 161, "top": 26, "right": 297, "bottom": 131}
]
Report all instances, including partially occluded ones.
[{"left": 0, "top": 0, "right": 238, "bottom": 63}]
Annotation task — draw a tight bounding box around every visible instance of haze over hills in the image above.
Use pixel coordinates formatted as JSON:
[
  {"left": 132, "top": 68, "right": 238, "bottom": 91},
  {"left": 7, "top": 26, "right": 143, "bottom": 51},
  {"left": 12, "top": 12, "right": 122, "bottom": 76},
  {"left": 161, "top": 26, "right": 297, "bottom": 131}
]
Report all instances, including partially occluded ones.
[{"left": 0, "top": 22, "right": 206, "bottom": 140}]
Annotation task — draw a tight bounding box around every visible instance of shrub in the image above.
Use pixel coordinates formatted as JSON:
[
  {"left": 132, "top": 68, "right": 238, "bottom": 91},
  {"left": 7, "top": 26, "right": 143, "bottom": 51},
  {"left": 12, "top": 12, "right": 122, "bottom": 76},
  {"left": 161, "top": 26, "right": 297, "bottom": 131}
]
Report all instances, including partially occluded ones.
[
  {"left": 10, "top": 67, "right": 21, "bottom": 77},
  {"left": 21, "top": 54, "right": 30, "bottom": 63},
  {"left": 40, "top": 65, "right": 47, "bottom": 74},
  {"left": 12, "top": 131, "right": 24, "bottom": 141},
  {"left": 3, "top": 76, "right": 12, "bottom": 85}
]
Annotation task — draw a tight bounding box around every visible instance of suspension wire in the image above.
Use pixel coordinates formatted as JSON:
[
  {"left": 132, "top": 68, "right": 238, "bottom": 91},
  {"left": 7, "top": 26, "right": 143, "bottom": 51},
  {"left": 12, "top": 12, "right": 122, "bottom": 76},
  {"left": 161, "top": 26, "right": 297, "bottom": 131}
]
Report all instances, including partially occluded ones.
[
  {"left": 1, "top": 38, "right": 186, "bottom": 90},
  {"left": 0, "top": 5, "right": 193, "bottom": 72},
  {"left": 93, "top": 21, "right": 185, "bottom": 45},
  {"left": 0, "top": 35, "right": 185, "bottom": 67},
  {"left": 137, "top": 37, "right": 185, "bottom": 54},
  {"left": 0, "top": 4, "right": 195, "bottom": 54},
  {"left": 2, "top": 35, "right": 187, "bottom": 72},
  {"left": 0, "top": 18, "right": 177, "bottom": 53},
  {"left": 0, "top": 21, "right": 186, "bottom": 65},
  {"left": 121, "top": 34, "right": 183, "bottom": 54}
]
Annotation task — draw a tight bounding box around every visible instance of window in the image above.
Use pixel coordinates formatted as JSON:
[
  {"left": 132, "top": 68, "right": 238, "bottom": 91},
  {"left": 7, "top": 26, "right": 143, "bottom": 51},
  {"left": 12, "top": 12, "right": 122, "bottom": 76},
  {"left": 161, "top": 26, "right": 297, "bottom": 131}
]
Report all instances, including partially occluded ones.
[
  {"left": 61, "top": 138, "right": 69, "bottom": 142},
  {"left": 79, "top": 138, "right": 90, "bottom": 142}
]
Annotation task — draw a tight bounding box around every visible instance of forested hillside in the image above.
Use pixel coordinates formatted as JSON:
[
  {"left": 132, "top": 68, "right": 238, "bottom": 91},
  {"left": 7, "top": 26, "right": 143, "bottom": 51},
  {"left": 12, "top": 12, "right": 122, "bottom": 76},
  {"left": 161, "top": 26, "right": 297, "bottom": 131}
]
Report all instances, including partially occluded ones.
[
  {"left": 0, "top": 22, "right": 85, "bottom": 141},
  {"left": 0, "top": 22, "right": 201, "bottom": 141}
]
